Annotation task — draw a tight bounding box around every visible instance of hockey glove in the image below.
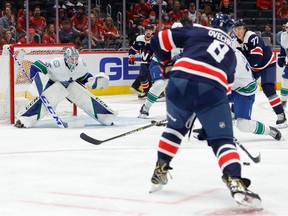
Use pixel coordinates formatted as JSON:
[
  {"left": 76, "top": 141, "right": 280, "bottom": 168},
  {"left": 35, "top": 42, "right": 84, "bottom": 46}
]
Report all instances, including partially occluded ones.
[
  {"left": 158, "top": 60, "right": 174, "bottom": 78},
  {"left": 85, "top": 73, "right": 110, "bottom": 89},
  {"left": 277, "top": 55, "right": 286, "bottom": 67},
  {"left": 128, "top": 55, "right": 135, "bottom": 65}
]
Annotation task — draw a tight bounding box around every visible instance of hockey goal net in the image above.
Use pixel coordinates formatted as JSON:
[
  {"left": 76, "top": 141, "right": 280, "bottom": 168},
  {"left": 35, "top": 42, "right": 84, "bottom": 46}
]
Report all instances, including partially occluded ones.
[{"left": 0, "top": 44, "right": 77, "bottom": 124}]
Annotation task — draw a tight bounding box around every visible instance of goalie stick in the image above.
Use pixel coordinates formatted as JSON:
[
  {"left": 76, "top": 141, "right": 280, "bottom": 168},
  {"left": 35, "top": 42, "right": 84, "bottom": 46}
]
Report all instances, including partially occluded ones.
[
  {"left": 80, "top": 119, "right": 167, "bottom": 145},
  {"left": 7, "top": 47, "right": 83, "bottom": 129},
  {"left": 234, "top": 138, "right": 261, "bottom": 163}
]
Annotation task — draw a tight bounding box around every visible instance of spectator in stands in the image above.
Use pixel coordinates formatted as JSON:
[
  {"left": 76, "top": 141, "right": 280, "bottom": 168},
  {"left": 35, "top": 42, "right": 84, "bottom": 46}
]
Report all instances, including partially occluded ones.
[
  {"left": 16, "top": 8, "right": 28, "bottom": 40},
  {"left": 133, "top": 0, "right": 153, "bottom": 22},
  {"left": 88, "top": 13, "right": 105, "bottom": 48},
  {"left": 53, "top": 0, "right": 67, "bottom": 10},
  {"left": 0, "top": 31, "right": 7, "bottom": 51},
  {"left": 152, "top": 0, "right": 168, "bottom": 15},
  {"left": 188, "top": 3, "right": 200, "bottom": 23},
  {"left": 166, "top": 0, "right": 174, "bottom": 14},
  {"left": 102, "top": 16, "right": 122, "bottom": 50},
  {"left": 218, "top": 0, "right": 234, "bottom": 16},
  {"left": 53, "top": 8, "right": 67, "bottom": 30},
  {"left": 91, "top": 7, "right": 104, "bottom": 27},
  {"left": 70, "top": 5, "right": 88, "bottom": 37},
  {"left": 142, "top": 11, "right": 159, "bottom": 27},
  {"left": 256, "top": 0, "right": 272, "bottom": 10},
  {"left": 72, "top": 34, "right": 84, "bottom": 50},
  {"left": 180, "top": 9, "right": 192, "bottom": 26},
  {"left": 200, "top": 4, "right": 213, "bottom": 26},
  {"left": 30, "top": 6, "right": 47, "bottom": 37},
  {"left": 81, "top": 29, "right": 105, "bottom": 49},
  {"left": 261, "top": 23, "right": 274, "bottom": 44},
  {"left": 168, "top": 0, "right": 183, "bottom": 22},
  {"left": 127, "top": 3, "right": 136, "bottom": 22},
  {"left": 3, "top": 30, "right": 15, "bottom": 44},
  {"left": 17, "top": 28, "right": 37, "bottom": 44},
  {"left": 42, "top": 24, "right": 57, "bottom": 44},
  {"left": 0, "top": 7, "right": 15, "bottom": 32},
  {"left": 1, "top": 2, "right": 15, "bottom": 18},
  {"left": 59, "top": 19, "right": 74, "bottom": 43},
  {"left": 277, "top": 0, "right": 288, "bottom": 19},
  {"left": 127, "top": 19, "right": 142, "bottom": 46},
  {"left": 276, "top": 23, "right": 286, "bottom": 45},
  {"left": 161, "top": 13, "right": 173, "bottom": 30},
  {"left": 65, "top": 0, "right": 84, "bottom": 18}
]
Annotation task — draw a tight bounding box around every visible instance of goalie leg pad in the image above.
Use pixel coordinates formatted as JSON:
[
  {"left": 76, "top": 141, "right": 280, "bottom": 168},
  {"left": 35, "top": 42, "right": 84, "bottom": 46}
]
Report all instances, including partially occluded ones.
[
  {"left": 16, "top": 82, "right": 68, "bottom": 128},
  {"left": 67, "top": 82, "right": 117, "bottom": 125}
]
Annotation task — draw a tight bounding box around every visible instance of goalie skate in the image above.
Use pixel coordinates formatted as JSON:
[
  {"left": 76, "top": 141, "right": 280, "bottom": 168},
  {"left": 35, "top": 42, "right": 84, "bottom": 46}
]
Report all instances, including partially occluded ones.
[{"left": 222, "top": 174, "right": 262, "bottom": 210}]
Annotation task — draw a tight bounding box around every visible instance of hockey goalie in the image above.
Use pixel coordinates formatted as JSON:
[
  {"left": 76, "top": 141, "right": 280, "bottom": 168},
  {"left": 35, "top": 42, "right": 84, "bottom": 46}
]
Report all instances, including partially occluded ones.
[{"left": 14, "top": 47, "right": 117, "bottom": 128}]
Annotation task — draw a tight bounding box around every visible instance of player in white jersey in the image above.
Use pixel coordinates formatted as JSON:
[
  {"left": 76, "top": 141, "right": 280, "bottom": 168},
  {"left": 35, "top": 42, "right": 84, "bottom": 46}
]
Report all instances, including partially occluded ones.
[
  {"left": 277, "top": 22, "right": 288, "bottom": 109},
  {"left": 15, "top": 47, "right": 117, "bottom": 128}
]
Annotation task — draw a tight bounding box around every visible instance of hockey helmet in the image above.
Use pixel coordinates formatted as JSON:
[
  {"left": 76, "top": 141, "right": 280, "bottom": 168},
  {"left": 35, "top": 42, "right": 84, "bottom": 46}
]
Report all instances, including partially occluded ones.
[
  {"left": 64, "top": 47, "right": 79, "bottom": 70},
  {"left": 234, "top": 19, "right": 247, "bottom": 28},
  {"left": 210, "top": 12, "right": 234, "bottom": 34},
  {"left": 145, "top": 23, "right": 154, "bottom": 31}
]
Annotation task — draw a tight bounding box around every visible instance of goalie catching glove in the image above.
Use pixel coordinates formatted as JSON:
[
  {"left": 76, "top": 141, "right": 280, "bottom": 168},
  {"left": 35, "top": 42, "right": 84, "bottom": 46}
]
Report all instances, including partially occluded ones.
[{"left": 85, "top": 73, "right": 110, "bottom": 89}]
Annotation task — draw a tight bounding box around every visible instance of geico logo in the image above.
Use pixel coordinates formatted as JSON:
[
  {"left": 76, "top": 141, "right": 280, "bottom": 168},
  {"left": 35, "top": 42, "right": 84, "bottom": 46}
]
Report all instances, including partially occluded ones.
[{"left": 99, "top": 57, "right": 141, "bottom": 81}]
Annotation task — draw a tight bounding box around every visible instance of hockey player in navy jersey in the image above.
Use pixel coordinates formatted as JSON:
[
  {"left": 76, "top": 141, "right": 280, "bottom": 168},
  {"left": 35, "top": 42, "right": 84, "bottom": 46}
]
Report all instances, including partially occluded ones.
[
  {"left": 277, "top": 22, "right": 288, "bottom": 109},
  {"left": 128, "top": 23, "right": 154, "bottom": 99},
  {"left": 148, "top": 13, "right": 262, "bottom": 209},
  {"left": 233, "top": 19, "right": 287, "bottom": 128}
]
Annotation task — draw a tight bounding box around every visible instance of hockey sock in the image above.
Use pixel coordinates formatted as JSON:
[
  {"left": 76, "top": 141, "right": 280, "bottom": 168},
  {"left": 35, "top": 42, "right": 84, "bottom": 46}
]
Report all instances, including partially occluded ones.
[
  {"left": 262, "top": 83, "right": 284, "bottom": 114},
  {"left": 145, "top": 80, "right": 166, "bottom": 109},
  {"left": 141, "top": 79, "right": 151, "bottom": 93},
  {"left": 280, "top": 78, "right": 288, "bottom": 102}
]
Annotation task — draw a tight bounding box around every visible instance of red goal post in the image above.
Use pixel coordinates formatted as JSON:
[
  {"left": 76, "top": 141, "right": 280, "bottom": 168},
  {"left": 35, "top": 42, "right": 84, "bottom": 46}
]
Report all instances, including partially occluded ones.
[{"left": 0, "top": 44, "right": 77, "bottom": 124}]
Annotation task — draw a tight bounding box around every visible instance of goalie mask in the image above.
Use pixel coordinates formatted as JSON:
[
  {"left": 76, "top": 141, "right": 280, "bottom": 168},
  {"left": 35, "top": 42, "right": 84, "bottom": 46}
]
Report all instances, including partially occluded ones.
[{"left": 64, "top": 47, "right": 79, "bottom": 70}]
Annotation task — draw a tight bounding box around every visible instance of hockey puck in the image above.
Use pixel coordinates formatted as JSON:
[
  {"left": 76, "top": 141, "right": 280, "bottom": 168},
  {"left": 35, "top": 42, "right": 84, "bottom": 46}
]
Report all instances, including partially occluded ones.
[{"left": 243, "top": 162, "right": 250, "bottom": 166}]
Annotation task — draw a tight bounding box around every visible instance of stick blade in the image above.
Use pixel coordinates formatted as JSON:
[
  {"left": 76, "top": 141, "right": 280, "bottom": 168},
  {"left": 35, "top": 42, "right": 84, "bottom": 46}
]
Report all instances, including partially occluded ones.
[{"left": 80, "top": 133, "right": 103, "bottom": 145}]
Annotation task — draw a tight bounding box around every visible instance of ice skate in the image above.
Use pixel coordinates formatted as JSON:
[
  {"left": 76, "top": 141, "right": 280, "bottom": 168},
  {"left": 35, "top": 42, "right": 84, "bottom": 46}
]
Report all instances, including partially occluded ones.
[
  {"left": 130, "top": 86, "right": 142, "bottom": 95},
  {"left": 269, "top": 126, "right": 282, "bottom": 140},
  {"left": 222, "top": 174, "right": 262, "bottom": 210},
  {"left": 149, "top": 159, "right": 172, "bottom": 193},
  {"left": 138, "top": 104, "right": 149, "bottom": 119},
  {"left": 138, "top": 91, "right": 148, "bottom": 99},
  {"left": 276, "top": 112, "right": 288, "bottom": 128}
]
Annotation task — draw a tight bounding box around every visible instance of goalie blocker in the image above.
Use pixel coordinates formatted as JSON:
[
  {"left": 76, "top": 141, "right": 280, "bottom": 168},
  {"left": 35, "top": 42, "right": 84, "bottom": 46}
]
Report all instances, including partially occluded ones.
[{"left": 15, "top": 73, "right": 117, "bottom": 128}]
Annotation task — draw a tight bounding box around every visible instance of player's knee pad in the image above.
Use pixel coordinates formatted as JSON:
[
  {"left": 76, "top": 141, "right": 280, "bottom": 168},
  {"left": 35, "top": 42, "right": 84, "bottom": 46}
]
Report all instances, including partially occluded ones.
[
  {"left": 236, "top": 118, "right": 256, "bottom": 133},
  {"left": 42, "top": 81, "right": 69, "bottom": 107}
]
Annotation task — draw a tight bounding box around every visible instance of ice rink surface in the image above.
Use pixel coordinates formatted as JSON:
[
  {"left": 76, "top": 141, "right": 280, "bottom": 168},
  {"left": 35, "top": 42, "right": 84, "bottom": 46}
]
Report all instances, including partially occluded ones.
[{"left": 0, "top": 91, "right": 287, "bottom": 216}]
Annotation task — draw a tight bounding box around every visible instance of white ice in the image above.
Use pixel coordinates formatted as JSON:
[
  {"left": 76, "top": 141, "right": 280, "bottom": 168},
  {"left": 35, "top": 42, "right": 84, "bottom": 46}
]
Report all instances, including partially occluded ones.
[{"left": 0, "top": 91, "right": 287, "bottom": 216}]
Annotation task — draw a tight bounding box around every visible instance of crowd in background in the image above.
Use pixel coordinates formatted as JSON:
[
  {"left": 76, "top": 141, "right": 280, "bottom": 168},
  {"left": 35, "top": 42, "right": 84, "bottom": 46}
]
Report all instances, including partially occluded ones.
[{"left": 0, "top": 0, "right": 288, "bottom": 52}]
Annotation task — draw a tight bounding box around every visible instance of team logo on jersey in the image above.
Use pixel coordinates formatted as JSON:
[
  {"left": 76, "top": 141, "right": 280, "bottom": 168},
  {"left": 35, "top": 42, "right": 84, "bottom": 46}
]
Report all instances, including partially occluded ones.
[{"left": 53, "top": 60, "right": 60, "bottom": 68}]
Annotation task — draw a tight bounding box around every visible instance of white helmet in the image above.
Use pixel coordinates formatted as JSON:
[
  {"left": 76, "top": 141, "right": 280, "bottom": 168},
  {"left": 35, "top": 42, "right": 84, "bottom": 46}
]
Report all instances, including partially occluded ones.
[
  {"left": 171, "top": 21, "right": 183, "bottom": 29},
  {"left": 64, "top": 47, "right": 79, "bottom": 70}
]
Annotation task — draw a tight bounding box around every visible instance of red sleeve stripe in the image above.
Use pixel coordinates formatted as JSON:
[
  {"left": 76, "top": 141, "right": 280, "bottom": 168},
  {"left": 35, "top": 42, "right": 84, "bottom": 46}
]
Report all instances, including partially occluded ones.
[
  {"left": 159, "top": 29, "right": 175, "bottom": 52},
  {"left": 250, "top": 47, "right": 263, "bottom": 56},
  {"left": 173, "top": 58, "right": 228, "bottom": 89},
  {"left": 269, "top": 97, "right": 281, "bottom": 107},
  {"left": 158, "top": 138, "right": 180, "bottom": 157}
]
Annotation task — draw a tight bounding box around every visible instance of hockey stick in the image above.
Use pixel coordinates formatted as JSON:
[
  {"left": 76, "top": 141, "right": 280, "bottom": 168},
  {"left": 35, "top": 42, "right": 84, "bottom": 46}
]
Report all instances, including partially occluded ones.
[
  {"left": 80, "top": 119, "right": 167, "bottom": 145},
  {"left": 7, "top": 47, "right": 82, "bottom": 128},
  {"left": 234, "top": 138, "right": 261, "bottom": 163},
  {"left": 187, "top": 113, "right": 197, "bottom": 141}
]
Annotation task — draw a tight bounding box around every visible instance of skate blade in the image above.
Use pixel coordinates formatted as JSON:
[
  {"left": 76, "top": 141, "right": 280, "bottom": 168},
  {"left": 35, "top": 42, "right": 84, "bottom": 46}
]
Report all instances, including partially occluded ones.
[
  {"left": 149, "top": 184, "right": 163, "bottom": 193},
  {"left": 234, "top": 193, "right": 263, "bottom": 210}
]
